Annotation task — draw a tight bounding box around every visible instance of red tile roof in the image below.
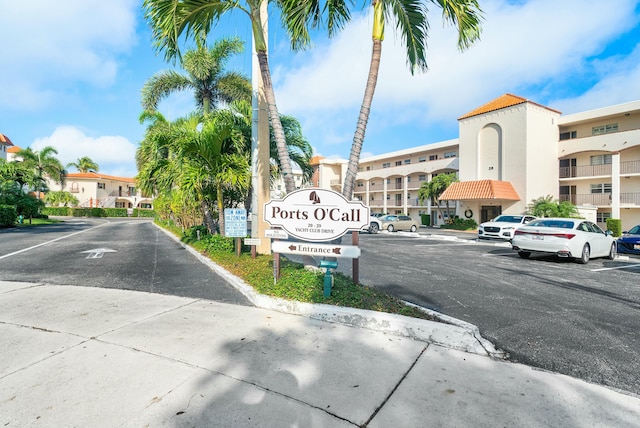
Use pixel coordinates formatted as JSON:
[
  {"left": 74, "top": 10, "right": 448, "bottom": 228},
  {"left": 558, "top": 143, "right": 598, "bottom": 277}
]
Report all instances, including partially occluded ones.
[
  {"left": 458, "top": 93, "right": 561, "bottom": 120},
  {"left": 66, "top": 172, "right": 135, "bottom": 183},
  {"left": 0, "top": 133, "right": 14, "bottom": 146},
  {"left": 7, "top": 145, "right": 21, "bottom": 153},
  {"left": 440, "top": 180, "right": 520, "bottom": 201}
]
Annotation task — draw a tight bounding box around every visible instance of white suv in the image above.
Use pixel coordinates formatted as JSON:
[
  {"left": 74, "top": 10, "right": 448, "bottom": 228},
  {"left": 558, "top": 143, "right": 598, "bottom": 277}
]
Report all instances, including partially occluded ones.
[{"left": 478, "top": 215, "right": 537, "bottom": 241}]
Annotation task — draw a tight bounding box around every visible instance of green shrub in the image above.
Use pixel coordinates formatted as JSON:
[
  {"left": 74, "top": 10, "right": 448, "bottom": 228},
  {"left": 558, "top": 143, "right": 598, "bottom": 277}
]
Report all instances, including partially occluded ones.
[
  {"left": 102, "top": 208, "right": 128, "bottom": 217},
  {"left": 606, "top": 218, "right": 622, "bottom": 237},
  {"left": 133, "top": 208, "right": 156, "bottom": 218},
  {"left": 441, "top": 217, "right": 478, "bottom": 230},
  {"left": 202, "top": 234, "right": 235, "bottom": 253},
  {"left": 0, "top": 204, "right": 17, "bottom": 227},
  {"left": 42, "top": 207, "right": 72, "bottom": 216}
]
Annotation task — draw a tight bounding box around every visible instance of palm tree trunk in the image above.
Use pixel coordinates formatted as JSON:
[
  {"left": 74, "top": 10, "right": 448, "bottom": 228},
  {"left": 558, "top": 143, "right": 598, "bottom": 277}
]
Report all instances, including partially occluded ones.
[
  {"left": 216, "top": 183, "right": 225, "bottom": 237},
  {"left": 256, "top": 50, "right": 296, "bottom": 194},
  {"left": 343, "top": 39, "right": 382, "bottom": 200},
  {"left": 201, "top": 199, "right": 217, "bottom": 234}
]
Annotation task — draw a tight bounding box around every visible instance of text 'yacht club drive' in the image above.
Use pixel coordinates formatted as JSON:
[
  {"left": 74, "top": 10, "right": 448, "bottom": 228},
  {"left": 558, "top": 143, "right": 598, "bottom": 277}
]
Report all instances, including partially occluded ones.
[{"left": 263, "top": 188, "right": 369, "bottom": 242}]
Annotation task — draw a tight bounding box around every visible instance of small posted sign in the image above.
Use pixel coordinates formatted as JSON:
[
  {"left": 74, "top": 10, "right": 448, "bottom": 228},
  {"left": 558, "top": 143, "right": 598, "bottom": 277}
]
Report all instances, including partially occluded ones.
[{"left": 224, "top": 208, "right": 247, "bottom": 237}]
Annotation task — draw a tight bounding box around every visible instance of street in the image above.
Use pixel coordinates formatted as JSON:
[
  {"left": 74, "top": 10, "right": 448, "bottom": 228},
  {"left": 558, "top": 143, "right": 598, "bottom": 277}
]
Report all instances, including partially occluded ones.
[
  {"left": 1, "top": 220, "right": 639, "bottom": 396},
  {"left": 339, "top": 230, "right": 640, "bottom": 396}
]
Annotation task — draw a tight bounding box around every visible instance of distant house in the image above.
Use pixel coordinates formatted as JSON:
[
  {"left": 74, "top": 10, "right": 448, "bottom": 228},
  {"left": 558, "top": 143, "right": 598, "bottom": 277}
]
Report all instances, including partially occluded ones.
[
  {"left": 47, "top": 172, "right": 153, "bottom": 210},
  {"left": 0, "top": 133, "right": 14, "bottom": 161}
]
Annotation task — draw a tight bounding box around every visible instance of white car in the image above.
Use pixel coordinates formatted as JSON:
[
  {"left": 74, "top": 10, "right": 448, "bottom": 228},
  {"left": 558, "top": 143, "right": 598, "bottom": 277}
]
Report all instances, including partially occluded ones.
[
  {"left": 478, "top": 215, "right": 537, "bottom": 241},
  {"left": 511, "top": 218, "right": 616, "bottom": 264},
  {"left": 361, "top": 216, "right": 382, "bottom": 234}
]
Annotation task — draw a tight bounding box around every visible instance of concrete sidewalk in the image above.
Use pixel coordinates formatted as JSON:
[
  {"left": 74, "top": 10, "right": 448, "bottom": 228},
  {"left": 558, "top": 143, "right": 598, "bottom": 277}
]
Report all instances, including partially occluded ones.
[{"left": 1, "top": 281, "right": 639, "bottom": 427}]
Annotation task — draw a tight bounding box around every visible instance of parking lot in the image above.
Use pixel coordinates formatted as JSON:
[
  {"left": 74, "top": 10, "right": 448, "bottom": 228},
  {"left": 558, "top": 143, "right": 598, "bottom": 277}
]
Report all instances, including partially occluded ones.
[{"left": 338, "top": 228, "right": 640, "bottom": 396}]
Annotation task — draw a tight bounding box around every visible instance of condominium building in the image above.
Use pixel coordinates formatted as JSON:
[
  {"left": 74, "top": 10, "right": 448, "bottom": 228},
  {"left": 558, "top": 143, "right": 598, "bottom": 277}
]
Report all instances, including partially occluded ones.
[
  {"left": 315, "top": 94, "right": 640, "bottom": 231},
  {"left": 0, "top": 133, "right": 13, "bottom": 160}
]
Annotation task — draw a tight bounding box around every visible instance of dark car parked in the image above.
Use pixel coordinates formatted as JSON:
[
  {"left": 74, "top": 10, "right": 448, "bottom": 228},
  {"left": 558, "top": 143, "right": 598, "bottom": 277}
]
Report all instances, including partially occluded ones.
[{"left": 617, "top": 225, "right": 640, "bottom": 255}]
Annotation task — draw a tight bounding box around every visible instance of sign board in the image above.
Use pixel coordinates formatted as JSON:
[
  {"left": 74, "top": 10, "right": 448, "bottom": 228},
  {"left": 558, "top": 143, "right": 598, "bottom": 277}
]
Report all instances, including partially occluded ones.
[
  {"left": 265, "top": 229, "right": 289, "bottom": 240},
  {"left": 263, "top": 188, "right": 369, "bottom": 242},
  {"left": 272, "top": 241, "right": 361, "bottom": 258},
  {"left": 224, "top": 208, "right": 247, "bottom": 237},
  {"left": 244, "top": 238, "right": 262, "bottom": 246}
]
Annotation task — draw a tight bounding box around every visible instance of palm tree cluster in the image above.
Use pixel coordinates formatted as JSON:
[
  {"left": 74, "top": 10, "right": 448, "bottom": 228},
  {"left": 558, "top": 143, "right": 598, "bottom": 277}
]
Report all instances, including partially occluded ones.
[{"left": 137, "top": 36, "right": 314, "bottom": 235}]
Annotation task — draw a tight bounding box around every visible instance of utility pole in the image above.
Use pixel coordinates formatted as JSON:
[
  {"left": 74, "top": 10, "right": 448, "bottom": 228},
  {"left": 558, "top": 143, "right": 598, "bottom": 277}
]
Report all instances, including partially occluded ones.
[{"left": 251, "top": 0, "right": 271, "bottom": 255}]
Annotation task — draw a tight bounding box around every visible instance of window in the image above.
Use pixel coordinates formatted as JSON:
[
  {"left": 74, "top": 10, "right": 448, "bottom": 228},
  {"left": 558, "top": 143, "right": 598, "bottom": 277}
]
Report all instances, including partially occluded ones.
[
  {"left": 382, "top": 162, "right": 390, "bottom": 168},
  {"left": 404, "top": 159, "right": 411, "bottom": 164},
  {"left": 419, "top": 174, "right": 426, "bottom": 181},
  {"left": 444, "top": 151, "right": 457, "bottom": 158},
  {"left": 559, "top": 130, "right": 577, "bottom": 140},
  {"left": 590, "top": 154, "right": 612, "bottom": 165},
  {"left": 97, "top": 183, "right": 106, "bottom": 189},
  {"left": 407, "top": 176, "right": 411, "bottom": 182},
  {"left": 395, "top": 161, "right": 402, "bottom": 166},
  {"left": 366, "top": 166, "right": 371, "bottom": 171},
  {"left": 429, "top": 154, "right": 438, "bottom": 160},
  {"left": 590, "top": 183, "right": 612, "bottom": 194},
  {"left": 419, "top": 156, "right": 426, "bottom": 163},
  {"left": 357, "top": 182, "right": 364, "bottom": 187},
  {"left": 592, "top": 123, "right": 618, "bottom": 135},
  {"left": 597, "top": 212, "right": 611, "bottom": 223},
  {"left": 386, "top": 194, "right": 390, "bottom": 200}
]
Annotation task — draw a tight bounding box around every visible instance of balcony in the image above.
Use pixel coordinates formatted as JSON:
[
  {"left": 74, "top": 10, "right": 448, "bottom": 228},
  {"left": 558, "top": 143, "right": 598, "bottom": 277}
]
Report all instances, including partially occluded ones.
[
  {"left": 559, "top": 193, "right": 640, "bottom": 206},
  {"left": 559, "top": 164, "right": 611, "bottom": 178}
]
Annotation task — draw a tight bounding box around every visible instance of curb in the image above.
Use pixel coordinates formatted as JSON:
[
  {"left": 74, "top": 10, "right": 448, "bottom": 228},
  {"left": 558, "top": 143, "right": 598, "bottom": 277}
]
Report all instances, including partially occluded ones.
[{"left": 155, "top": 224, "right": 505, "bottom": 359}]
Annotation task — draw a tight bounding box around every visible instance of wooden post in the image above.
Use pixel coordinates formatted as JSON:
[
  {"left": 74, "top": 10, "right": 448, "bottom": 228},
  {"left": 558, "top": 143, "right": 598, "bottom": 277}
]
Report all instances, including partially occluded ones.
[{"left": 352, "top": 231, "right": 359, "bottom": 284}]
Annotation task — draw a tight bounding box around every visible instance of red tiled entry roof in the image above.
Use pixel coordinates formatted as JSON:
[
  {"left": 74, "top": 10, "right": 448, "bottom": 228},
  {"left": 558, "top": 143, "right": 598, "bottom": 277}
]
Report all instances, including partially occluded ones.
[{"left": 440, "top": 180, "right": 520, "bottom": 201}]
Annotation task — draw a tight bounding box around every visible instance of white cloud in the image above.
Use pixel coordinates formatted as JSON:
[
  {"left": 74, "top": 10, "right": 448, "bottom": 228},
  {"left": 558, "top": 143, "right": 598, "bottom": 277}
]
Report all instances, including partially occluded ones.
[
  {"left": 31, "top": 126, "right": 137, "bottom": 177},
  {"left": 0, "top": 0, "right": 138, "bottom": 111},
  {"left": 274, "top": 0, "right": 640, "bottom": 155}
]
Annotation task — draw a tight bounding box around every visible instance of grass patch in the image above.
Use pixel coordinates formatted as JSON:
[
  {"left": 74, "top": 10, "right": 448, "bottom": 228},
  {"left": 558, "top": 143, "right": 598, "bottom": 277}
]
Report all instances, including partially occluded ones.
[
  {"left": 163, "top": 220, "right": 439, "bottom": 322},
  {"left": 16, "top": 218, "right": 64, "bottom": 227}
]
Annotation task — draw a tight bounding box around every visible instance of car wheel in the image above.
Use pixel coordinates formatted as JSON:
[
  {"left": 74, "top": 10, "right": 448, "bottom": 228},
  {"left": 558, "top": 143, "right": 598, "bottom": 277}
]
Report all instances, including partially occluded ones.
[
  {"left": 410, "top": 225, "right": 417, "bottom": 232},
  {"left": 518, "top": 251, "right": 531, "bottom": 259},
  {"left": 576, "top": 244, "right": 590, "bottom": 264},
  {"left": 607, "top": 242, "right": 617, "bottom": 260},
  {"left": 387, "top": 225, "right": 395, "bottom": 232},
  {"left": 369, "top": 222, "right": 379, "bottom": 234}
]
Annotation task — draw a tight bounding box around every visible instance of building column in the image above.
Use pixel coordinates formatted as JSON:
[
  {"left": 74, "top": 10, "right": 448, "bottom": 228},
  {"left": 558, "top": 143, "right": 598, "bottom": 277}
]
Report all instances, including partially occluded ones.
[
  {"left": 403, "top": 175, "right": 409, "bottom": 214},
  {"left": 426, "top": 173, "right": 432, "bottom": 223},
  {"left": 383, "top": 179, "right": 388, "bottom": 214},
  {"left": 611, "top": 152, "right": 621, "bottom": 220}
]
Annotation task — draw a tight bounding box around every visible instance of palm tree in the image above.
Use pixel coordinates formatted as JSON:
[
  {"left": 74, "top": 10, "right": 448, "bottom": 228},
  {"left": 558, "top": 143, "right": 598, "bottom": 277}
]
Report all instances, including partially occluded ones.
[
  {"left": 418, "top": 172, "right": 458, "bottom": 225},
  {"left": 141, "top": 37, "right": 252, "bottom": 114},
  {"left": 67, "top": 156, "right": 99, "bottom": 173},
  {"left": 142, "top": 0, "right": 350, "bottom": 194},
  {"left": 15, "top": 146, "right": 65, "bottom": 196},
  {"left": 341, "top": 0, "right": 483, "bottom": 199}
]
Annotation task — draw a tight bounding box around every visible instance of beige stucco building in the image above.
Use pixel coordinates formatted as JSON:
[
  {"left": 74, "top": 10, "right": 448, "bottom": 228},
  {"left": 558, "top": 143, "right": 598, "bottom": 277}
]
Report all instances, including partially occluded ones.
[{"left": 314, "top": 94, "right": 640, "bottom": 231}]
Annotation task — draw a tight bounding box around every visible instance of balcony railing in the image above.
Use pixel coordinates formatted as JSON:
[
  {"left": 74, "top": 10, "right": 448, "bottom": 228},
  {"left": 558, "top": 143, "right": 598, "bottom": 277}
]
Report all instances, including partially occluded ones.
[
  {"left": 559, "top": 164, "right": 611, "bottom": 178},
  {"left": 559, "top": 193, "right": 640, "bottom": 206},
  {"left": 560, "top": 160, "right": 640, "bottom": 178}
]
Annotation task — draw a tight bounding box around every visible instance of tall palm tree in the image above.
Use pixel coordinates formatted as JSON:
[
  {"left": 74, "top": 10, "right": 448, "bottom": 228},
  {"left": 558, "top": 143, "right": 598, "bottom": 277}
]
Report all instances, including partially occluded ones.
[
  {"left": 141, "top": 37, "right": 252, "bottom": 114},
  {"left": 341, "top": 0, "right": 483, "bottom": 200},
  {"left": 418, "top": 172, "right": 458, "bottom": 225},
  {"left": 15, "top": 146, "right": 65, "bottom": 196},
  {"left": 142, "top": 0, "right": 350, "bottom": 194},
  {"left": 67, "top": 156, "right": 99, "bottom": 173}
]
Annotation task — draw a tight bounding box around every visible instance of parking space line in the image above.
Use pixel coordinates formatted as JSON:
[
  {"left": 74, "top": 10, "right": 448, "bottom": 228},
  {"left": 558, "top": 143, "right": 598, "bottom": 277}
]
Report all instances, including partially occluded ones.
[
  {"left": 0, "top": 222, "right": 108, "bottom": 260},
  {"left": 591, "top": 263, "right": 640, "bottom": 272}
]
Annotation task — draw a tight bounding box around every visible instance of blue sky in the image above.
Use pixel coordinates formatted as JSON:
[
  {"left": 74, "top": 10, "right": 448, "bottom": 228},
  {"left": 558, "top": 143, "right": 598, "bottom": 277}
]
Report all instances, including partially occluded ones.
[{"left": 2, "top": 0, "right": 640, "bottom": 177}]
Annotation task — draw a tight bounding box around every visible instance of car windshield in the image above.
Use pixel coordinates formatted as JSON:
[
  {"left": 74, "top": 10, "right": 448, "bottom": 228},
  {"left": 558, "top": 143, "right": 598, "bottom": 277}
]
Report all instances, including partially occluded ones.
[
  {"left": 627, "top": 225, "right": 640, "bottom": 234},
  {"left": 528, "top": 219, "right": 575, "bottom": 229},
  {"left": 493, "top": 215, "right": 524, "bottom": 223}
]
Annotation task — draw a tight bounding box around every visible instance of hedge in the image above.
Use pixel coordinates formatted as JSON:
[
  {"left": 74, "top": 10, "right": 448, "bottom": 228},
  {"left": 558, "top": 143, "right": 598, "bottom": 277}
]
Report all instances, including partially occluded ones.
[
  {"left": 133, "top": 208, "right": 156, "bottom": 217},
  {"left": 0, "top": 204, "right": 17, "bottom": 227},
  {"left": 606, "top": 218, "right": 622, "bottom": 237},
  {"left": 42, "top": 207, "right": 156, "bottom": 218}
]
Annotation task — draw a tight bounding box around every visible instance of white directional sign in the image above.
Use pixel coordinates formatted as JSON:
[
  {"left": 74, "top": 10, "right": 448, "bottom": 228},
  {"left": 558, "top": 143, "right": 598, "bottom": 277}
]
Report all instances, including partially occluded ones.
[
  {"left": 264, "top": 188, "right": 369, "bottom": 242},
  {"left": 272, "top": 241, "right": 361, "bottom": 258}
]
